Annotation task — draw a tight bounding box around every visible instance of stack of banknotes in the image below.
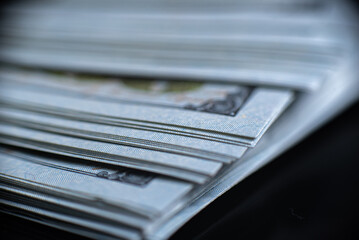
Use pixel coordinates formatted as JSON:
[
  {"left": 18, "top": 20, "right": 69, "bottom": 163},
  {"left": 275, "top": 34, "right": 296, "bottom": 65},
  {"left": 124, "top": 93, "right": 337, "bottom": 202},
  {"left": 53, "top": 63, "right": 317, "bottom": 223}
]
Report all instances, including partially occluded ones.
[{"left": 0, "top": 0, "right": 359, "bottom": 239}]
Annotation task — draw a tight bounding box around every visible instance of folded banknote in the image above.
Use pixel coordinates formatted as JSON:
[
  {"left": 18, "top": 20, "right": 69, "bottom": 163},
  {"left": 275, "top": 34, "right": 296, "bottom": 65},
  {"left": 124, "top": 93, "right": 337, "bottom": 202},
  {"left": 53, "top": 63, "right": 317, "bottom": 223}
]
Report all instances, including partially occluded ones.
[{"left": 0, "top": 0, "right": 358, "bottom": 239}]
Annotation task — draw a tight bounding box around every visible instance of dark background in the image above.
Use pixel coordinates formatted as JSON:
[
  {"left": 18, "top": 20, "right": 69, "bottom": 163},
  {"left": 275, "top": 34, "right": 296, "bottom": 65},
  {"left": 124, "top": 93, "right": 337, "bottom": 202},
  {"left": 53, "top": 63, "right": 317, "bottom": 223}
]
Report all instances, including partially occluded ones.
[{"left": 1, "top": 100, "right": 358, "bottom": 240}]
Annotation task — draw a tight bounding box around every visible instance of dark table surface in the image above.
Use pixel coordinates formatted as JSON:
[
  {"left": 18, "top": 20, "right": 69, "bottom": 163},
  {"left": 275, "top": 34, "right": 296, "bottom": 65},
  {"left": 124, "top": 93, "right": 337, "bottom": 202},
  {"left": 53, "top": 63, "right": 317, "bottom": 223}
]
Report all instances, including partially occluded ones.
[{"left": 1, "top": 100, "right": 359, "bottom": 240}]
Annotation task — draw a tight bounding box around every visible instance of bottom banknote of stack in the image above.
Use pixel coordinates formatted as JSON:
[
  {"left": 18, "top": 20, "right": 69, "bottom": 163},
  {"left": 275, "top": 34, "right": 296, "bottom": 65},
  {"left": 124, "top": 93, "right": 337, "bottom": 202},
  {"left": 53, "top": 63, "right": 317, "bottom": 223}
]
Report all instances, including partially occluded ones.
[{"left": 0, "top": 63, "right": 358, "bottom": 240}]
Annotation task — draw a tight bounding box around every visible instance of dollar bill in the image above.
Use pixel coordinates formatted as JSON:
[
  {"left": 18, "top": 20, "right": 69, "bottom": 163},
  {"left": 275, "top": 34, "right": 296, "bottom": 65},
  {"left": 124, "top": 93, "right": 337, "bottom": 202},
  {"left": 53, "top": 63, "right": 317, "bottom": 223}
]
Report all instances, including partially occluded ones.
[
  {"left": 148, "top": 52, "right": 359, "bottom": 239},
  {"left": 0, "top": 44, "right": 331, "bottom": 91},
  {"left": 0, "top": 197, "right": 141, "bottom": 240},
  {"left": 0, "top": 81, "right": 294, "bottom": 144},
  {"left": 0, "top": 123, "right": 222, "bottom": 183},
  {"left": 0, "top": 0, "right": 344, "bottom": 91},
  {"left": 0, "top": 107, "right": 247, "bottom": 163},
  {"left": 0, "top": 148, "right": 194, "bottom": 217},
  {"left": 0, "top": 183, "right": 150, "bottom": 229}
]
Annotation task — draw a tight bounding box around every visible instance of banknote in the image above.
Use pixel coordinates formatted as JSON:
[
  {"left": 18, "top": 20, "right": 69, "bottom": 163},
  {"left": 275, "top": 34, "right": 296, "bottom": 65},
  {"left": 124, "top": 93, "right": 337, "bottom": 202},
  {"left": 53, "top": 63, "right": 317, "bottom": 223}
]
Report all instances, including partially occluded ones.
[
  {"left": 0, "top": 81, "right": 294, "bottom": 143},
  {"left": 0, "top": 0, "right": 344, "bottom": 91},
  {"left": 0, "top": 107, "right": 247, "bottom": 163},
  {"left": 0, "top": 183, "right": 150, "bottom": 229},
  {"left": 0, "top": 1, "right": 357, "bottom": 240},
  {"left": 0, "top": 36, "right": 337, "bottom": 94},
  {"left": 0, "top": 197, "right": 141, "bottom": 240},
  {"left": 0, "top": 67, "right": 252, "bottom": 111},
  {"left": 0, "top": 74, "right": 293, "bottom": 147},
  {"left": 0, "top": 92, "right": 290, "bottom": 147},
  {"left": 0, "top": 124, "right": 222, "bottom": 183},
  {"left": 0, "top": 149, "right": 194, "bottom": 217},
  {"left": 1, "top": 20, "right": 342, "bottom": 73},
  {"left": 149, "top": 57, "right": 359, "bottom": 239},
  {"left": 0, "top": 45, "right": 331, "bottom": 91},
  {"left": 0, "top": 148, "right": 157, "bottom": 229},
  {"left": 2, "top": 0, "right": 339, "bottom": 41},
  {"left": 1, "top": 18, "right": 338, "bottom": 38},
  {"left": 1, "top": 137, "right": 211, "bottom": 184},
  {"left": 0, "top": 101, "right": 260, "bottom": 146},
  {"left": 0, "top": 0, "right": 356, "bottom": 239},
  {"left": 0, "top": 36, "right": 336, "bottom": 75},
  {"left": 1, "top": 24, "right": 341, "bottom": 51},
  {"left": 2, "top": 0, "right": 342, "bottom": 41},
  {"left": 2, "top": 0, "right": 328, "bottom": 15}
]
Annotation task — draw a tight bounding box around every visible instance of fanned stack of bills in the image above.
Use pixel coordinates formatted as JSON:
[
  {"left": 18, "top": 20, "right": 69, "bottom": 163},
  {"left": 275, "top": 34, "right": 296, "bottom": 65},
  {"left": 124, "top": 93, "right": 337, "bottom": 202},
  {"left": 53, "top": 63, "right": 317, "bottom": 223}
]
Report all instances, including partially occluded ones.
[{"left": 0, "top": 0, "right": 358, "bottom": 239}]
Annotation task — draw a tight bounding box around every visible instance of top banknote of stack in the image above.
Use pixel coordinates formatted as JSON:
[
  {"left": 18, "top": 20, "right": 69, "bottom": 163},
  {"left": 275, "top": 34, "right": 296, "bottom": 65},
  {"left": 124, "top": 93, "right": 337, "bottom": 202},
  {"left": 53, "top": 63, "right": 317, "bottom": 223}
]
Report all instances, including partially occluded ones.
[{"left": 0, "top": 0, "right": 358, "bottom": 239}]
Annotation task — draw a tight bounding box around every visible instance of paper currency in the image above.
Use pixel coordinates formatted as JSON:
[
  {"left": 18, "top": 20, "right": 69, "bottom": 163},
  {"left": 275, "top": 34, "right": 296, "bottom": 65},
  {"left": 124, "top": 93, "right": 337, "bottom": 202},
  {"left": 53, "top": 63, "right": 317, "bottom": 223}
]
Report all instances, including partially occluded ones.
[
  {"left": 0, "top": 0, "right": 358, "bottom": 239},
  {"left": 0, "top": 148, "right": 193, "bottom": 217},
  {"left": 0, "top": 107, "right": 247, "bottom": 163},
  {"left": 0, "top": 81, "right": 293, "bottom": 143}
]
